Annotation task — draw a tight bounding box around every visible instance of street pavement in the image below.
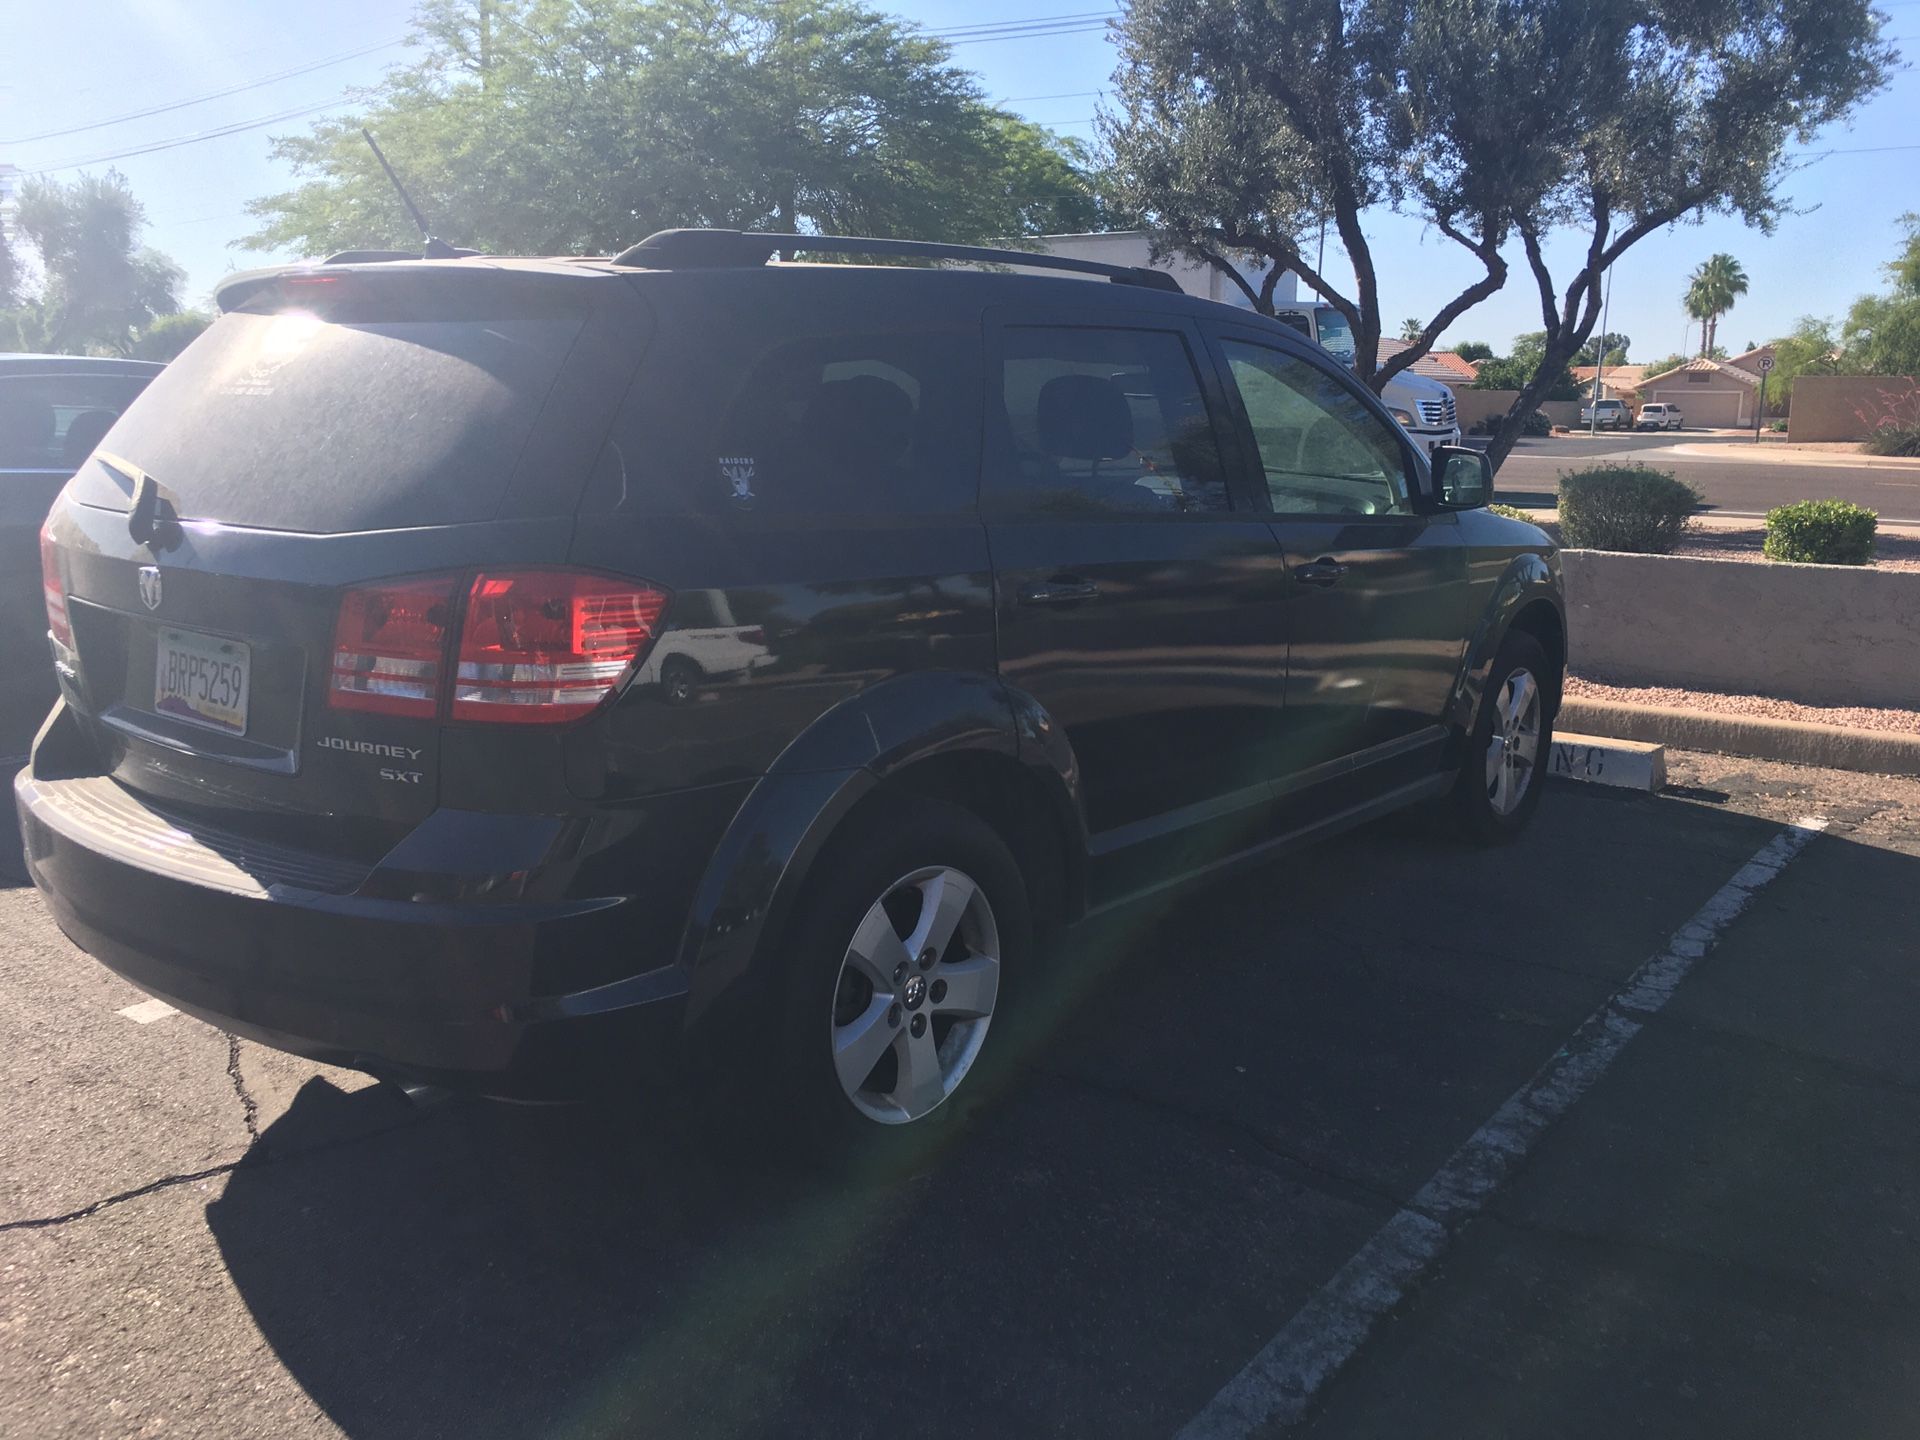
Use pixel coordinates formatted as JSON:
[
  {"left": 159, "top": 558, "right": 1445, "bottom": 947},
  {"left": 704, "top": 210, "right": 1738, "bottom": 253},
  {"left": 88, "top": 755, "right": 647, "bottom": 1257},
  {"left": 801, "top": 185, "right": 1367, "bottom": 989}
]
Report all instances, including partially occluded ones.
[
  {"left": 4, "top": 755, "right": 1920, "bottom": 1438},
  {"left": 1492, "top": 432, "right": 1920, "bottom": 523}
]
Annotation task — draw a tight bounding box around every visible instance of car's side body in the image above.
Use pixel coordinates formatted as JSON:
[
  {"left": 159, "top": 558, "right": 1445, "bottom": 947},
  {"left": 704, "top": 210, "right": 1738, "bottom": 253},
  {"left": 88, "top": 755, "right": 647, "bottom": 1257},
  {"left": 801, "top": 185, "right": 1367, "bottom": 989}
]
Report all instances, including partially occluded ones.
[
  {"left": 1578, "top": 398, "right": 1630, "bottom": 429},
  {"left": 20, "top": 255, "right": 1563, "bottom": 1100}
]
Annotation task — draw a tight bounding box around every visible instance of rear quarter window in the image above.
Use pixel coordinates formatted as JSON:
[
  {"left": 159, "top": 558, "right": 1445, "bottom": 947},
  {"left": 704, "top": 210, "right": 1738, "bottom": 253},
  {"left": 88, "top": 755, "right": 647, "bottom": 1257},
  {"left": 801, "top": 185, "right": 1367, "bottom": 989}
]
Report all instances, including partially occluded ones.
[{"left": 601, "top": 282, "right": 984, "bottom": 517}]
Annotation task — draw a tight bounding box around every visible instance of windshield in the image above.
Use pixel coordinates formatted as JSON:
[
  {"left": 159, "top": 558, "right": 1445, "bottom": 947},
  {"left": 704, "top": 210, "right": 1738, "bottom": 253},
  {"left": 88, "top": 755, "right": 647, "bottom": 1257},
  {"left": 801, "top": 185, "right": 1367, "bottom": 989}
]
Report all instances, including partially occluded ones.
[
  {"left": 1311, "top": 306, "right": 1356, "bottom": 365},
  {"left": 67, "top": 299, "right": 586, "bottom": 534}
]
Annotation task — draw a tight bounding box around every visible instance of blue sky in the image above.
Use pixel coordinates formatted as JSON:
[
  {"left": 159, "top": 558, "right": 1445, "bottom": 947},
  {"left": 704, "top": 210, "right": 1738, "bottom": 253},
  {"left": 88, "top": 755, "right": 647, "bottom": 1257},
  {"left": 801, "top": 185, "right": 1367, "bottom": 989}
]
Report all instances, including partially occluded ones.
[{"left": 3, "top": 0, "right": 1914, "bottom": 358}]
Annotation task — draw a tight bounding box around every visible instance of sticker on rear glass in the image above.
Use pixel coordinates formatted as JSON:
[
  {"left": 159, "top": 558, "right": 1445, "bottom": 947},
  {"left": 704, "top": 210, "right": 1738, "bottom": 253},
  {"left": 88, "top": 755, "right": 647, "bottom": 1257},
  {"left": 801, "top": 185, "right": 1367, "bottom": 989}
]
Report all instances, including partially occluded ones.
[{"left": 720, "top": 456, "right": 757, "bottom": 510}]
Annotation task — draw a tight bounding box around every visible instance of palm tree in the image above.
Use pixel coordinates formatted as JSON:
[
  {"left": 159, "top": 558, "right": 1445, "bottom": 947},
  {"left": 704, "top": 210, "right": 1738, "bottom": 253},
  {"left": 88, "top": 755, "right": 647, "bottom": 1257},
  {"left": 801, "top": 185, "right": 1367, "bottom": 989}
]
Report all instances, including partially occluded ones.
[
  {"left": 1399, "top": 317, "right": 1424, "bottom": 342},
  {"left": 1683, "top": 254, "right": 1749, "bottom": 357}
]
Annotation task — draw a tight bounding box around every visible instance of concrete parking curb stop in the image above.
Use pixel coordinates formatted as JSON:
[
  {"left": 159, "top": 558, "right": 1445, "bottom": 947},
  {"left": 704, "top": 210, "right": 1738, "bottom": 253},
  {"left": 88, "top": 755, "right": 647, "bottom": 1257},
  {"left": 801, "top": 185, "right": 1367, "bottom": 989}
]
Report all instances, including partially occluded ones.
[
  {"left": 1549, "top": 732, "right": 1666, "bottom": 792},
  {"left": 1560, "top": 698, "right": 1920, "bottom": 777}
]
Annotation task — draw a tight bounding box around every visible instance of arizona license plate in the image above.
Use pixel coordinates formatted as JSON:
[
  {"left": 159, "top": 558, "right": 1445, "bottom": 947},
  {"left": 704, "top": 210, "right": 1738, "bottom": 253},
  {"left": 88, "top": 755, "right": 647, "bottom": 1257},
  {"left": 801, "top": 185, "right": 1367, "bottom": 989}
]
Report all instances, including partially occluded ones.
[{"left": 153, "top": 627, "right": 250, "bottom": 736}]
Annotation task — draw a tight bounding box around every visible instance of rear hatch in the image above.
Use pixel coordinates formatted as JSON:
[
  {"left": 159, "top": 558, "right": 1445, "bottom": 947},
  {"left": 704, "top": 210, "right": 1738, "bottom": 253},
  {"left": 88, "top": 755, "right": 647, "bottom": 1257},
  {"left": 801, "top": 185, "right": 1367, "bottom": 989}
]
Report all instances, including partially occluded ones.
[{"left": 41, "top": 260, "right": 652, "bottom": 858}]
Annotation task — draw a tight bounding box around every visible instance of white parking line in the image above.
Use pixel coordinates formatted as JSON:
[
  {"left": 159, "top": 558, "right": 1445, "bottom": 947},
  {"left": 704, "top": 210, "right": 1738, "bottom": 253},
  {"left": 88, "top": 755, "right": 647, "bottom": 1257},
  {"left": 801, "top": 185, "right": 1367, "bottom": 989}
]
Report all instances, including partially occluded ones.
[
  {"left": 1176, "top": 815, "right": 1829, "bottom": 1440},
  {"left": 117, "top": 998, "right": 179, "bottom": 1024}
]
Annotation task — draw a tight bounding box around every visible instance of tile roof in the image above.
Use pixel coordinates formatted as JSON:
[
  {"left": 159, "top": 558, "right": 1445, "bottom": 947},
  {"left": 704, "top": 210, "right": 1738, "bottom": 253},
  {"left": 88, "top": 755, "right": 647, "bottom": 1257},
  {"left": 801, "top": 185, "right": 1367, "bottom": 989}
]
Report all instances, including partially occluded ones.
[{"left": 1377, "top": 337, "right": 1478, "bottom": 384}]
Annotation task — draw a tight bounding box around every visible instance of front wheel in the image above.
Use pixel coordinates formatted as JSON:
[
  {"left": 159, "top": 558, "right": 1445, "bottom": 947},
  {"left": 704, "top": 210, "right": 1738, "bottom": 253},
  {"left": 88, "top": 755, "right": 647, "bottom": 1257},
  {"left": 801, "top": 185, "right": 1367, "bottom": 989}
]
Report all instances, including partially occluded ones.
[{"left": 1453, "top": 632, "right": 1555, "bottom": 843}]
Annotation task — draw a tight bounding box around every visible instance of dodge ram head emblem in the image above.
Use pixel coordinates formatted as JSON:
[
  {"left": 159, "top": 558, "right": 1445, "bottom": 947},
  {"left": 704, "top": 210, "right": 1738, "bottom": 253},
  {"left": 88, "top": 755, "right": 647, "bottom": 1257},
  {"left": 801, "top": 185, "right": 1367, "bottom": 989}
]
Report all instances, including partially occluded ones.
[{"left": 138, "top": 566, "right": 163, "bottom": 612}]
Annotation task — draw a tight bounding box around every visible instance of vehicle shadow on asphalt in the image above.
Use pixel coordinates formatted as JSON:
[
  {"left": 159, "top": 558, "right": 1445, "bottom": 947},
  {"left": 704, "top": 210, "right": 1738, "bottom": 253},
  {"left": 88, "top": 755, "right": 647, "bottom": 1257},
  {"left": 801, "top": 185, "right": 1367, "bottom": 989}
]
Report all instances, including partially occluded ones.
[{"left": 202, "top": 788, "right": 1788, "bottom": 1440}]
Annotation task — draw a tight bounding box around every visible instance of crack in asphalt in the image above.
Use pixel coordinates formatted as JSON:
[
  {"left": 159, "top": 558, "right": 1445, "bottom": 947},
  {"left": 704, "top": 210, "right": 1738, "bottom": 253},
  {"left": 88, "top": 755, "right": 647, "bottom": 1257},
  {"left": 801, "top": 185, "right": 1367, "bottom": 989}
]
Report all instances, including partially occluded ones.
[
  {"left": 0, "top": 1161, "right": 243, "bottom": 1233},
  {"left": 225, "top": 1034, "right": 266, "bottom": 1157}
]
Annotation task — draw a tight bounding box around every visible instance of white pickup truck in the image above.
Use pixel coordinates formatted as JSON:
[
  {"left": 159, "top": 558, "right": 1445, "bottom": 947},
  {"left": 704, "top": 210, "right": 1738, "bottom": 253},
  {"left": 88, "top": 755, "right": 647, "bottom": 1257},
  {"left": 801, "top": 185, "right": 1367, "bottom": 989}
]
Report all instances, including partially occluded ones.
[
  {"left": 1579, "top": 398, "right": 1630, "bottom": 429},
  {"left": 1274, "top": 306, "right": 1464, "bottom": 455}
]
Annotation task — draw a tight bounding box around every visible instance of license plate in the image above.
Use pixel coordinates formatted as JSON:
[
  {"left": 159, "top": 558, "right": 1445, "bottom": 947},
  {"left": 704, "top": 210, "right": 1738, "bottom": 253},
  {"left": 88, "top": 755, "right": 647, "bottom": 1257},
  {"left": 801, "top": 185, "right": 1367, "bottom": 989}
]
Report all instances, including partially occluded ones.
[{"left": 153, "top": 627, "right": 250, "bottom": 736}]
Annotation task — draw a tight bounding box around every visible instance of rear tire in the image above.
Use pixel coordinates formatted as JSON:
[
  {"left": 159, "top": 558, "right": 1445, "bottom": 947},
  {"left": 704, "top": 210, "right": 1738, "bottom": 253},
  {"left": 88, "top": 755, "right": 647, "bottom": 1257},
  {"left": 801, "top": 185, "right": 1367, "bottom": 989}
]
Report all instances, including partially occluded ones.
[
  {"left": 769, "top": 796, "right": 1032, "bottom": 1174},
  {"left": 1452, "top": 632, "right": 1555, "bottom": 844}
]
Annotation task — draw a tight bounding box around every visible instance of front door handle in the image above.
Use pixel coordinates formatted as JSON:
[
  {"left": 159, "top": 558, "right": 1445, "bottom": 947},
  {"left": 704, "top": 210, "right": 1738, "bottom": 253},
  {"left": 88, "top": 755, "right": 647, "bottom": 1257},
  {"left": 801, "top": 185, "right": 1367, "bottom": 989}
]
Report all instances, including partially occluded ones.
[
  {"left": 1019, "top": 576, "right": 1102, "bottom": 605},
  {"left": 1295, "top": 557, "right": 1350, "bottom": 588}
]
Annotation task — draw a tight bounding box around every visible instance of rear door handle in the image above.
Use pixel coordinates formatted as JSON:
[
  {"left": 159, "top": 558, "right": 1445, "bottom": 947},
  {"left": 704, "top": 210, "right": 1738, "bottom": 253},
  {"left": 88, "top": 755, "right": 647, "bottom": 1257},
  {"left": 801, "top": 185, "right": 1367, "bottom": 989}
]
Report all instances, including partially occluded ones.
[
  {"left": 1019, "top": 577, "right": 1102, "bottom": 605},
  {"left": 1295, "top": 557, "right": 1349, "bottom": 589}
]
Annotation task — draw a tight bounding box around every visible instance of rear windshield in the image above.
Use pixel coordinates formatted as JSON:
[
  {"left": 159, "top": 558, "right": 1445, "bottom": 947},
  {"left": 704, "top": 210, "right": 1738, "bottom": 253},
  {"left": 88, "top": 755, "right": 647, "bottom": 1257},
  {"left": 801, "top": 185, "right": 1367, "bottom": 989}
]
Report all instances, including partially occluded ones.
[{"left": 69, "top": 289, "right": 585, "bottom": 533}]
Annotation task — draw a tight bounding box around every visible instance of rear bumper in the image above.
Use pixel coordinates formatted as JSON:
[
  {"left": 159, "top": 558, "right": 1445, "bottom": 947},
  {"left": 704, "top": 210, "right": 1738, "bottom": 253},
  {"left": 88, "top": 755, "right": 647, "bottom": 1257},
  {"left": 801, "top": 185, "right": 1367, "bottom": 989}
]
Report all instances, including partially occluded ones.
[{"left": 15, "top": 768, "right": 689, "bottom": 1097}]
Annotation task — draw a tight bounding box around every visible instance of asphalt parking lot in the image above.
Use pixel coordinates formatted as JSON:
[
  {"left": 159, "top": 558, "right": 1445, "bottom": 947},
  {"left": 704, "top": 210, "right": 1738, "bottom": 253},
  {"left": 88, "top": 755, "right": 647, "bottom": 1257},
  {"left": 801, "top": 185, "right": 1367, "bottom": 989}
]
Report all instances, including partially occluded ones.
[{"left": 5, "top": 753, "right": 1920, "bottom": 1439}]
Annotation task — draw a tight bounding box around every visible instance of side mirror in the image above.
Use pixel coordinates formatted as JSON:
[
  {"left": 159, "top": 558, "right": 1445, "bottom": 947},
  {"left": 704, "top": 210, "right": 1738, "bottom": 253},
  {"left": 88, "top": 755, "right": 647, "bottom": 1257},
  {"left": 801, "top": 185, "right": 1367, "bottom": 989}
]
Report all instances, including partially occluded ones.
[{"left": 1432, "top": 445, "right": 1491, "bottom": 510}]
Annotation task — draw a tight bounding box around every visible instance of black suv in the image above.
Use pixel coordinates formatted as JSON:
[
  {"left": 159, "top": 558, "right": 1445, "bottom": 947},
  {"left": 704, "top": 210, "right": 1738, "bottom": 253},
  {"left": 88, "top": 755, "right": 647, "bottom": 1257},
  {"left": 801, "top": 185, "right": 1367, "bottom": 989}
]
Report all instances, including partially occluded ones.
[{"left": 20, "top": 231, "right": 1563, "bottom": 1147}]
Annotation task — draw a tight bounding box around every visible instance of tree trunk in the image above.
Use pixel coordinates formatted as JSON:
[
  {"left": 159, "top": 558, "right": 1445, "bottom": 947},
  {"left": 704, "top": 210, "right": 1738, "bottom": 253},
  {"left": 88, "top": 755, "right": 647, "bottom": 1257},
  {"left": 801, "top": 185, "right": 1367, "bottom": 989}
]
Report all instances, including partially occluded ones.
[{"left": 1483, "top": 333, "right": 1586, "bottom": 472}]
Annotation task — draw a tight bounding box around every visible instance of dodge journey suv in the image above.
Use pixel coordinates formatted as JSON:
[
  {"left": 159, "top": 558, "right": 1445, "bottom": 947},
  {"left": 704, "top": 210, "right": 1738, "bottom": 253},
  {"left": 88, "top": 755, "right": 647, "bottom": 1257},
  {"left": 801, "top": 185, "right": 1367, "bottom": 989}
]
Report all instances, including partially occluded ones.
[{"left": 21, "top": 231, "right": 1564, "bottom": 1155}]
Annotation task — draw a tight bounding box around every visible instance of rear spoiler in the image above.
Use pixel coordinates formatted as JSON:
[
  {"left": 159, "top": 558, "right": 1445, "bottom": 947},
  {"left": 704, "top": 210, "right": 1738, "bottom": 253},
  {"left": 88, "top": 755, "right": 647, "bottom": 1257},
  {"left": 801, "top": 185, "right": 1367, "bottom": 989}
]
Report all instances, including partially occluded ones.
[{"left": 214, "top": 248, "right": 489, "bottom": 312}]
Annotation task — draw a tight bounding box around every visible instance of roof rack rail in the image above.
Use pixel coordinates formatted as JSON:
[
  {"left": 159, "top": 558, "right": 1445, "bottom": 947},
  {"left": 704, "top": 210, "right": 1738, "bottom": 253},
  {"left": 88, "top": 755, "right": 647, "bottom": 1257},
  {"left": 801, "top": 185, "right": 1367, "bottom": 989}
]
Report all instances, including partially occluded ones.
[{"left": 610, "top": 228, "right": 1185, "bottom": 295}]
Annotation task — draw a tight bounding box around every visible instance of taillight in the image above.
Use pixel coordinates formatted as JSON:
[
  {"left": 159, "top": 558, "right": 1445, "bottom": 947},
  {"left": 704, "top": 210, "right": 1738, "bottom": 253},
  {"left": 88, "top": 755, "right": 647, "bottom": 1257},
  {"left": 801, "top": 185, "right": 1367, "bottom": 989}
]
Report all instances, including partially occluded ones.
[
  {"left": 452, "top": 570, "right": 668, "bottom": 723},
  {"left": 329, "top": 575, "right": 459, "bottom": 717},
  {"left": 40, "top": 522, "right": 72, "bottom": 650}
]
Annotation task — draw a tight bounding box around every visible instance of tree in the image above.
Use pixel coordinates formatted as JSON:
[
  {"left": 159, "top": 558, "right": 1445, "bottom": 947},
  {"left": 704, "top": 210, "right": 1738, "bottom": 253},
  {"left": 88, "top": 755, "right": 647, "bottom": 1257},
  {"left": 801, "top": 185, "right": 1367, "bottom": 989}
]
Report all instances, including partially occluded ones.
[
  {"left": 1762, "top": 317, "right": 1846, "bottom": 406},
  {"left": 1452, "top": 340, "right": 1494, "bottom": 363},
  {"left": 1474, "top": 1, "right": 1891, "bottom": 469},
  {"left": 1637, "top": 352, "right": 1690, "bottom": 378},
  {"left": 1104, "top": 0, "right": 1529, "bottom": 391},
  {"left": 0, "top": 220, "right": 21, "bottom": 312},
  {"left": 1684, "top": 254, "right": 1749, "bottom": 357},
  {"left": 2, "top": 171, "right": 183, "bottom": 355},
  {"left": 1574, "top": 332, "right": 1631, "bottom": 366},
  {"left": 1839, "top": 214, "right": 1920, "bottom": 376},
  {"left": 1398, "top": 317, "right": 1424, "bottom": 342},
  {"left": 1470, "top": 332, "right": 1579, "bottom": 398},
  {"left": 131, "top": 311, "right": 213, "bottom": 362},
  {"left": 244, "top": 0, "right": 1107, "bottom": 258}
]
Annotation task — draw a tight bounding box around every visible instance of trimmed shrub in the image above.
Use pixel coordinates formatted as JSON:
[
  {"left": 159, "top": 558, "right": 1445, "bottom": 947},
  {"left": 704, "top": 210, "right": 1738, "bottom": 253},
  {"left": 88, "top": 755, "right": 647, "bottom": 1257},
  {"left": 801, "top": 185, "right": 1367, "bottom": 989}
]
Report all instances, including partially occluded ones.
[
  {"left": 1763, "top": 499, "right": 1877, "bottom": 565},
  {"left": 1486, "top": 502, "right": 1534, "bottom": 522},
  {"left": 1556, "top": 465, "right": 1701, "bottom": 553},
  {"left": 1862, "top": 421, "right": 1920, "bottom": 457},
  {"left": 1520, "top": 409, "right": 1552, "bottom": 437}
]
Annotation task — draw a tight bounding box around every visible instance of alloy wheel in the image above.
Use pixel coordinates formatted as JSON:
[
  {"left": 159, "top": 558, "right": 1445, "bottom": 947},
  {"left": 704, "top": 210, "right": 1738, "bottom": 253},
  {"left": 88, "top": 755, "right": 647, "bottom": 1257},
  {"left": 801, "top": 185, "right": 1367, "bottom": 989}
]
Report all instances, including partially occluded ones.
[
  {"left": 829, "top": 865, "right": 1001, "bottom": 1125},
  {"left": 1484, "top": 667, "right": 1542, "bottom": 816}
]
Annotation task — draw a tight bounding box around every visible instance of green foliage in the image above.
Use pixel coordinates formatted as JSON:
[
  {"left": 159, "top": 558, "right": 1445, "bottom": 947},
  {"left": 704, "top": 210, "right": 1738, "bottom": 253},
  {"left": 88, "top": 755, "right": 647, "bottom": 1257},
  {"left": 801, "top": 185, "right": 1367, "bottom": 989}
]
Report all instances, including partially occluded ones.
[
  {"left": 1471, "top": 333, "right": 1579, "bottom": 398},
  {"left": 1521, "top": 409, "right": 1553, "bottom": 436},
  {"left": 1763, "top": 499, "right": 1877, "bottom": 564},
  {"left": 1764, "top": 316, "right": 1849, "bottom": 403},
  {"left": 1683, "top": 254, "right": 1749, "bottom": 356},
  {"left": 1771, "top": 419, "right": 1788, "bottom": 431},
  {"left": 1862, "top": 420, "right": 1920, "bottom": 457},
  {"left": 244, "top": 0, "right": 1105, "bottom": 258},
  {"left": 1574, "top": 332, "right": 1631, "bottom": 366},
  {"left": 3, "top": 171, "right": 183, "bottom": 355},
  {"left": 1486, "top": 502, "right": 1534, "bottom": 522},
  {"left": 1638, "top": 352, "right": 1689, "bottom": 378},
  {"left": 1839, "top": 223, "right": 1920, "bottom": 376},
  {"left": 130, "top": 311, "right": 212, "bottom": 362},
  {"left": 1557, "top": 465, "right": 1701, "bottom": 553},
  {"left": 1399, "top": 317, "right": 1424, "bottom": 342},
  {"left": 1453, "top": 340, "right": 1494, "bottom": 363}
]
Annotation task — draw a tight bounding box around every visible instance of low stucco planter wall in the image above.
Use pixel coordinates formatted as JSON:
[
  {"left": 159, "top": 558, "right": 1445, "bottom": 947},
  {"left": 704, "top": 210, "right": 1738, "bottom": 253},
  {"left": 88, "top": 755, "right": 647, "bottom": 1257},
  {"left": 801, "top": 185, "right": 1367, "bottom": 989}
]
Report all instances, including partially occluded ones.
[{"left": 1560, "top": 549, "right": 1920, "bottom": 711}]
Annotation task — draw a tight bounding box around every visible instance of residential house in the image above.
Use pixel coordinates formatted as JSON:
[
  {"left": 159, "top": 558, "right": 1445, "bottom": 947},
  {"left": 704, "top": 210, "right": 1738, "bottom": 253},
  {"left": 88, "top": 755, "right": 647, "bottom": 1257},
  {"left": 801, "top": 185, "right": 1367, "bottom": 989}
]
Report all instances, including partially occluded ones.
[
  {"left": 1634, "top": 357, "right": 1764, "bottom": 427},
  {"left": 1571, "top": 364, "right": 1651, "bottom": 405},
  {"left": 1376, "top": 338, "right": 1480, "bottom": 390}
]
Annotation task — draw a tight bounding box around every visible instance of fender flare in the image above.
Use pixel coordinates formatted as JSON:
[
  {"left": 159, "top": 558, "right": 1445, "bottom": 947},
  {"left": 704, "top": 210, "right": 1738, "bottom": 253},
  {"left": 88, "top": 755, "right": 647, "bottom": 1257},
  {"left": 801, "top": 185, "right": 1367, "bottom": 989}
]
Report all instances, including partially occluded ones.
[
  {"left": 672, "top": 670, "right": 1086, "bottom": 1029},
  {"left": 1448, "top": 552, "right": 1565, "bottom": 737}
]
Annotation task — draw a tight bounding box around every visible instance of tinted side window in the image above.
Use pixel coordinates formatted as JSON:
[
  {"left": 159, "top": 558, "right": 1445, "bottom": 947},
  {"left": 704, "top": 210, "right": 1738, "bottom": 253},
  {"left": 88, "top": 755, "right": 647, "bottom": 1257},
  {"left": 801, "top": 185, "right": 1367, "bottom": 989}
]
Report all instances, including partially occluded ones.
[
  {"left": 1220, "top": 340, "right": 1409, "bottom": 516},
  {"left": 606, "top": 287, "right": 982, "bottom": 518},
  {"left": 0, "top": 374, "right": 151, "bottom": 472},
  {"left": 988, "top": 327, "right": 1230, "bottom": 516}
]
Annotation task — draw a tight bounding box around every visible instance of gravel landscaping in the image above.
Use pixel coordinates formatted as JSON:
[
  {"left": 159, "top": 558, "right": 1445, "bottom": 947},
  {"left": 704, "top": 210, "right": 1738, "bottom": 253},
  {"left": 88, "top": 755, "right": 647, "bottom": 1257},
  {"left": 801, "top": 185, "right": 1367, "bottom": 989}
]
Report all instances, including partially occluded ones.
[
  {"left": 1523, "top": 518, "right": 1920, "bottom": 571},
  {"left": 1565, "top": 675, "right": 1920, "bottom": 734}
]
